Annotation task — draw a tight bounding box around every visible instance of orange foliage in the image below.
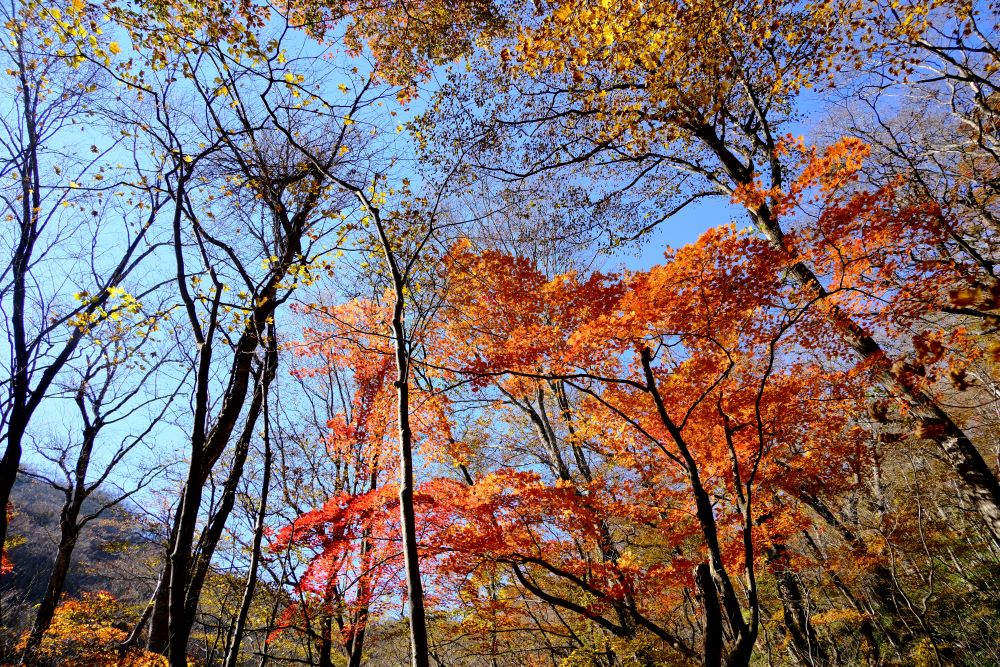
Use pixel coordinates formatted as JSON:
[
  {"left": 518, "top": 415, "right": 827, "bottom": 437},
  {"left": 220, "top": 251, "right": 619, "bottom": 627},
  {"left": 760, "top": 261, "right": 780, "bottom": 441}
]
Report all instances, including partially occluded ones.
[
  {"left": 410, "top": 219, "right": 870, "bottom": 659},
  {"left": 742, "top": 137, "right": 987, "bottom": 386},
  {"left": 271, "top": 298, "right": 457, "bottom": 653},
  {"left": 15, "top": 592, "right": 167, "bottom": 667}
]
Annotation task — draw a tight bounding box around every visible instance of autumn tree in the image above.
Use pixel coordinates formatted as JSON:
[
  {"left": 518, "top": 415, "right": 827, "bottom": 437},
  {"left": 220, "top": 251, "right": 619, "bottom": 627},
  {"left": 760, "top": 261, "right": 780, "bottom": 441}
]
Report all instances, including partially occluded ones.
[
  {"left": 269, "top": 304, "right": 401, "bottom": 667},
  {"left": 0, "top": 0, "right": 164, "bottom": 593},
  {"left": 91, "top": 0, "right": 501, "bottom": 661},
  {"left": 108, "top": 38, "right": 365, "bottom": 667},
  {"left": 20, "top": 304, "right": 180, "bottom": 656},
  {"left": 1, "top": 1, "right": 998, "bottom": 666},
  {"left": 407, "top": 222, "right": 870, "bottom": 665},
  {"left": 21, "top": 591, "right": 166, "bottom": 667},
  {"left": 418, "top": 0, "right": 1000, "bottom": 544}
]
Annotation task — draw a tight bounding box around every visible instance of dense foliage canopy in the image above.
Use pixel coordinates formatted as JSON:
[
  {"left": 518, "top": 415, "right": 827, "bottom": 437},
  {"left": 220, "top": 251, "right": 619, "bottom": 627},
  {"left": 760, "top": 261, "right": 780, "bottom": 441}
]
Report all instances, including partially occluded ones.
[{"left": 0, "top": 0, "right": 998, "bottom": 665}]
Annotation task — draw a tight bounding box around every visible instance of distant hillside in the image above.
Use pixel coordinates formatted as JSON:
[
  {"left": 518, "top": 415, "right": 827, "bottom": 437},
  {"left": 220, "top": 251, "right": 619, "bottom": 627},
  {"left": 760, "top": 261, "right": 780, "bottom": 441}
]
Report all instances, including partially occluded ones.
[{"left": 1, "top": 477, "right": 162, "bottom": 623}]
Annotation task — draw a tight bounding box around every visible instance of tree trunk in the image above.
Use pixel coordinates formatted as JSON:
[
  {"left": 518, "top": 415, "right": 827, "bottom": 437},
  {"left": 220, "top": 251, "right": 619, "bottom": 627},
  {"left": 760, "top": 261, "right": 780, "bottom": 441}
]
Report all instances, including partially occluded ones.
[
  {"left": 23, "top": 507, "right": 81, "bottom": 654},
  {"left": 186, "top": 343, "right": 275, "bottom": 625},
  {"left": 696, "top": 563, "right": 724, "bottom": 667},
  {"left": 146, "top": 562, "right": 172, "bottom": 653},
  {"left": 164, "top": 338, "right": 274, "bottom": 667},
  {"left": 166, "top": 476, "right": 206, "bottom": 667},
  {"left": 346, "top": 622, "right": 368, "bottom": 667},
  {"left": 393, "top": 310, "right": 430, "bottom": 667},
  {"left": 641, "top": 349, "right": 755, "bottom": 654},
  {"left": 319, "top": 616, "right": 334, "bottom": 667},
  {"left": 0, "top": 40, "right": 41, "bottom": 579},
  {"left": 0, "top": 428, "right": 23, "bottom": 581},
  {"left": 767, "top": 546, "right": 827, "bottom": 667},
  {"left": 345, "top": 474, "right": 380, "bottom": 667}
]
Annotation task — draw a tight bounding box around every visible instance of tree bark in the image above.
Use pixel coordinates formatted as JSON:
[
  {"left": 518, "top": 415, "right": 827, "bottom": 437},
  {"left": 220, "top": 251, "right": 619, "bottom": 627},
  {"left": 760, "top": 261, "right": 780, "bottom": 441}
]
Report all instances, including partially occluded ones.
[
  {"left": 696, "top": 563, "right": 723, "bottom": 667},
  {"left": 767, "top": 546, "right": 827, "bottom": 667},
  {"left": 319, "top": 616, "right": 334, "bottom": 667},
  {"left": 146, "top": 560, "right": 172, "bottom": 653},
  {"left": 390, "top": 284, "right": 430, "bottom": 667}
]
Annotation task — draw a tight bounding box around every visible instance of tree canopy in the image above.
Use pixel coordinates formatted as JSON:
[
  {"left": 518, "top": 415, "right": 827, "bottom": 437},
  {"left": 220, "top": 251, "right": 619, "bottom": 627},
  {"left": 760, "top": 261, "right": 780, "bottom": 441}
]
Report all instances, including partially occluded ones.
[{"left": 0, "top": 0, "right": 998, "bottom": 665}]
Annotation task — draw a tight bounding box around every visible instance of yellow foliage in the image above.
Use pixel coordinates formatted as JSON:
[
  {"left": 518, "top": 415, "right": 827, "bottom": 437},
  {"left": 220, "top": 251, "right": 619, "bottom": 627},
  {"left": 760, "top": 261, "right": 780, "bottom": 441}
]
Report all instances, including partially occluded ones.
[{"left": 17, "top": 592, "right": 167, "bottom": 667}]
